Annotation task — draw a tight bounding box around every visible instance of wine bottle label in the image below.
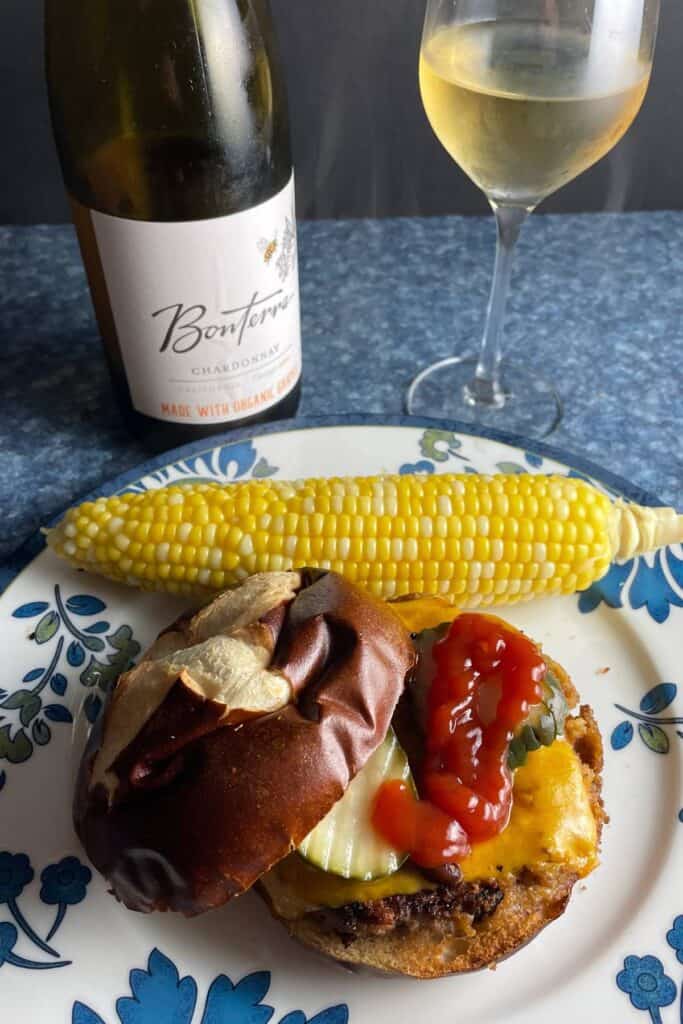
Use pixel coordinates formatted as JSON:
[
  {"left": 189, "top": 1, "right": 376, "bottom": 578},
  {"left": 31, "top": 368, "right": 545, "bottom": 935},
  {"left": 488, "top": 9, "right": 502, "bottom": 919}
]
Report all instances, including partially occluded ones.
[{"left": 90, "top": 175, "right": 301, "bottom": 424}]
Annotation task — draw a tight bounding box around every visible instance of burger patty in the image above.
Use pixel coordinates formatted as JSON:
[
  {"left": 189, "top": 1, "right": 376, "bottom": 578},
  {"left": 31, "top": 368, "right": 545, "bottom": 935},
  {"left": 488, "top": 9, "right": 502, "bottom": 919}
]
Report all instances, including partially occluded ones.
[{"left": 311, "top": 880, "right": 504, "bottom": 944}]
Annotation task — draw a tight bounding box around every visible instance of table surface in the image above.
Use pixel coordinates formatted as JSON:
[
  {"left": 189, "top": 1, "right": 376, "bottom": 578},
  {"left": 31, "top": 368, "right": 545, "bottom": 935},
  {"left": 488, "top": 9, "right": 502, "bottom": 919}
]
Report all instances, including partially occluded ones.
[{"left": 1, "top": 212, "right": 681, "bottom": 563}]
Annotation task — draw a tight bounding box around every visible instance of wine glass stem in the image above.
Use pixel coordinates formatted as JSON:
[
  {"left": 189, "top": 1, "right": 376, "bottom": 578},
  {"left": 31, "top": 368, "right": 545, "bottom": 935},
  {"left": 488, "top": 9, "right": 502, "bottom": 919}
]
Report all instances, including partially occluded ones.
[{"left": 464, "top": 203, "right": 529, "bottom": 409}]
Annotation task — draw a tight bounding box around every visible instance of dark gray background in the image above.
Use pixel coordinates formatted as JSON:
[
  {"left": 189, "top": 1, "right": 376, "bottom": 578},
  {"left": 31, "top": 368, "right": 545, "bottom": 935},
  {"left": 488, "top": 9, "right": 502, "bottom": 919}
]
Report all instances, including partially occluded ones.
[{"left": 2, "top": 0, "right": 682, "bottom": 223}]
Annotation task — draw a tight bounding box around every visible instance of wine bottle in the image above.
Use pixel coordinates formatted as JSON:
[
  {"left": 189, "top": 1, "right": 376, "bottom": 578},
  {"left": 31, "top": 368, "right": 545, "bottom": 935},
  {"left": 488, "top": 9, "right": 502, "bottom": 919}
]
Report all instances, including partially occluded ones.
[{"left": 45, "top": 0, "right": 301, "bottom": 449}]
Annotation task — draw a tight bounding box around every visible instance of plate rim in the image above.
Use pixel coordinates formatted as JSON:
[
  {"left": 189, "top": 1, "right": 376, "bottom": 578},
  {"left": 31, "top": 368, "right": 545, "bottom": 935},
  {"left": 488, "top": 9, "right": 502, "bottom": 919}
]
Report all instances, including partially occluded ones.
[{"left": 0, "top": 413, "right": 664, "bottom": 595}]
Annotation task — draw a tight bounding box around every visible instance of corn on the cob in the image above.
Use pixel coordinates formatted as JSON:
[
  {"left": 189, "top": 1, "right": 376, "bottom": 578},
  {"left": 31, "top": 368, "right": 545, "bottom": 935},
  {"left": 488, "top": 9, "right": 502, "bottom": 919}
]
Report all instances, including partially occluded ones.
[{"left": 46, "top": 474, "right": 683, "bottom": 607}]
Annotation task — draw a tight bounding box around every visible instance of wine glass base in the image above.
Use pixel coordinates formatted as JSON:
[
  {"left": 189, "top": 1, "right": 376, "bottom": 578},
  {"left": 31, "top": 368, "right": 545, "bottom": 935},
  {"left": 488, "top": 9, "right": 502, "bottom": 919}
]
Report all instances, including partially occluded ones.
[{"left": 406, "top": 356, "right": 562, "bottom": 438}]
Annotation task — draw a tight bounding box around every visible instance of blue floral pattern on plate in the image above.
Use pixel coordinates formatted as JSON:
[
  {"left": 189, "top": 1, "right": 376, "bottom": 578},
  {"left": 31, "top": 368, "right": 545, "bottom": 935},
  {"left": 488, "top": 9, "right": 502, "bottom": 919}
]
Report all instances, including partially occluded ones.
[
  {"left": 617, "top": 915, "right": 683, "bottom": 1023},
  {"left": 0, "top": 587, "right": 140, "bottom": 790},
  {"left": 610, "top": 683, "right": 683, "bottom": 756},
  {"left": 123, "top": 440, "right": 278, "bottom": 494},
  {"left": 0, "top": 851, "right": 90, "bottom": 969},
  {"left": 667, "top": 918, "right": 683, "bottom": 965},
  {"left": 71, "top": 949, "right": 348, "bottom": 1024},
  {"left": 579, "top": 547, "right": 683, "bottom": 625},
  {"left": 617, "top": 956, "right": 676, "bottom": 1023}
]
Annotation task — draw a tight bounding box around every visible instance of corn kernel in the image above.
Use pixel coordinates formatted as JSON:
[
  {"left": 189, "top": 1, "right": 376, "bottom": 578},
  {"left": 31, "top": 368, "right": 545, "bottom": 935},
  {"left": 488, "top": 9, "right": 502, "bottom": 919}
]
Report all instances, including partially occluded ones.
[{"left": 169, "top": 543, "right": 183, "bottom": 565}]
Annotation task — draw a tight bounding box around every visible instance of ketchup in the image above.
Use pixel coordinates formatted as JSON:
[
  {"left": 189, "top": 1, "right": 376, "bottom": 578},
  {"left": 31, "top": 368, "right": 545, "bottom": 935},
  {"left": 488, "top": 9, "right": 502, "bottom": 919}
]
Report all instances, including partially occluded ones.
[{"left": 372, "top": 614, "right": 546, "bottom": 867}]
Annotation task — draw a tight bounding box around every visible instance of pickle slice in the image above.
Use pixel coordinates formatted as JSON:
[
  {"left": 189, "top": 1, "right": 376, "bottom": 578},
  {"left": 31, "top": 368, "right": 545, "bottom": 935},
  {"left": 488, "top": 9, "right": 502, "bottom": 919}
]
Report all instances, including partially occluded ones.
[
  {"left": 298, "top": 729, "right": 414, "bottom": 881},
  {"left": 508, "top": 668, "right": 569, "bottom": 770}
]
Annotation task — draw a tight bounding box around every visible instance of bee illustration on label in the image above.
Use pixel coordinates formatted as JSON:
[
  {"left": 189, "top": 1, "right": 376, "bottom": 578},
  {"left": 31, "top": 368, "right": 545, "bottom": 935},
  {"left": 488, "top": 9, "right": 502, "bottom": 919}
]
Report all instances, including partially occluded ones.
[{"left": 258, "top": 236, "right": 279, "bottom": 264}]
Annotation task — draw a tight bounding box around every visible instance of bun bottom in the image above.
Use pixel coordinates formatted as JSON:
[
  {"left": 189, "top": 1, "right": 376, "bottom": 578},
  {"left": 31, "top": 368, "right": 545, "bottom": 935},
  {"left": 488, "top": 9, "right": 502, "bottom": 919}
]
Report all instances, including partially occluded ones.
[{"left": 259, "top": 690, "right": 605, "bottom": 978}]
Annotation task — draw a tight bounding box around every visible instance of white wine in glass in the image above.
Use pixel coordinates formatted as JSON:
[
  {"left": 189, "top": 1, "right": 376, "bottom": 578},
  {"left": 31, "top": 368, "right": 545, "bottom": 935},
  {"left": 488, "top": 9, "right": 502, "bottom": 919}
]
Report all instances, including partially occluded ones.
[{"left": 407, "top": 1, "right": 659, "bottom": 437}]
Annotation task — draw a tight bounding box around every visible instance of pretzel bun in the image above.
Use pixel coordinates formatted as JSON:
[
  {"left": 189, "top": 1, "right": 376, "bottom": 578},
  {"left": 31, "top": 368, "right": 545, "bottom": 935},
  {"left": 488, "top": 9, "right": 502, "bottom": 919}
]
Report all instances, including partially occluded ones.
[{"left": 74, "top": 570, "right": 414, "bottom": 915}]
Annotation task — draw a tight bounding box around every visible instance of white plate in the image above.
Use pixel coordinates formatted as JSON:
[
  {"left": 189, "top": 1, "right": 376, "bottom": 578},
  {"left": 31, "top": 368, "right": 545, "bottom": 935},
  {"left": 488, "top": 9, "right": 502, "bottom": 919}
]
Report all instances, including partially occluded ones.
[{"left": 1, "top": 420, "right": 682, "bottom": 1024}]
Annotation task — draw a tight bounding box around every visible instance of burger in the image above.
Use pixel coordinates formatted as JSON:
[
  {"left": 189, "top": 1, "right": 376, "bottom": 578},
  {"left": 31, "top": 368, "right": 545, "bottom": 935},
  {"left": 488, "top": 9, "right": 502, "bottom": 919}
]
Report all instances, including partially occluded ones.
[{"left": 75, "top": 569, "right": 604, "bottom": 978}]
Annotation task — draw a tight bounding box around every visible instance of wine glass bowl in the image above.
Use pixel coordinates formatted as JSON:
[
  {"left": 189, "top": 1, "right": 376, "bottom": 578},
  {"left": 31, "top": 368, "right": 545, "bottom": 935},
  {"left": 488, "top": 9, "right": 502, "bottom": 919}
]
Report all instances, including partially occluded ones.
[{"left": 407, "top": 0, "right": 659, "bottom": 436}]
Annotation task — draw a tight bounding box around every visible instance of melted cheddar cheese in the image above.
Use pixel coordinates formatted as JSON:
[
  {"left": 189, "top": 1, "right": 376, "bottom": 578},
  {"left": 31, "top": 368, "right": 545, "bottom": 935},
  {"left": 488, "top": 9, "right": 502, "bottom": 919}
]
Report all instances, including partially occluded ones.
[
  {"left": 261, "top": 739, "right": 598, "bottom": 919},
  {"left": 262, "top": 857, "right": 434, "bottom": 919},
  {"left": 389, "top": 596, "right": 457, "bottom": 634},
  {"left": 459, "top": 738, "right": 598, "bottom": 881}
]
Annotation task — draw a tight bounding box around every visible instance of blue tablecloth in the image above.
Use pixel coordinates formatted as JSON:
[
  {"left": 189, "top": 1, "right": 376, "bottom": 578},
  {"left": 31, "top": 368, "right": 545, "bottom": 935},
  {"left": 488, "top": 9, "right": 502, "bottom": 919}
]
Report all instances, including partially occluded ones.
[{"left": 1, "top": 213, "right": 681, "bottom": 562}]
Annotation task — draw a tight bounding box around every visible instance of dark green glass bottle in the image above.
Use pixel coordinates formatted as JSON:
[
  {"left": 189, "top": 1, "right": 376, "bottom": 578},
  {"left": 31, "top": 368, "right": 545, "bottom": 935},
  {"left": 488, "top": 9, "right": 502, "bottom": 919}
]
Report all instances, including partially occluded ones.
[{"left": 46, "top": 0, "right": 301, "bottom": 450}]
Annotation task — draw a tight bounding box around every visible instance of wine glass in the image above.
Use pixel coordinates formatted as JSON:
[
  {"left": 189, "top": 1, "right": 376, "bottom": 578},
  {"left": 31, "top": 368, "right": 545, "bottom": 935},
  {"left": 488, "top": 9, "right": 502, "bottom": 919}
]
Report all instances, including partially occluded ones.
[{"left": 407, "top": 0, "right": 659, "bottom": 436}]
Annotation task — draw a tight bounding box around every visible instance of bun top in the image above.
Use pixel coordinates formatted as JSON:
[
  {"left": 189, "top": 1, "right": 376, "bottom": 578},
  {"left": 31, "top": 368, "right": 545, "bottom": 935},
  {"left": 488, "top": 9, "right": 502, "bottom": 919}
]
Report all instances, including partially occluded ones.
[{"left": 74, "top": 569, "right": 414, "bottom": 916}]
